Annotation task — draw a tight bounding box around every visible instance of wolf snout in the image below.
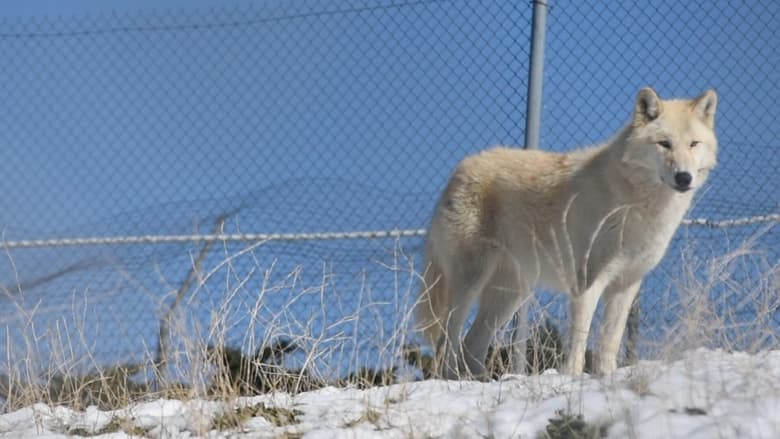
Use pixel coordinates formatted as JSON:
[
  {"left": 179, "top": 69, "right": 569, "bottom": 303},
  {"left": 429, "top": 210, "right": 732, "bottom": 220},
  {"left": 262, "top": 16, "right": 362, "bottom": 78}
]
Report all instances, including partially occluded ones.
[{"left": 673, "top": 171, "right": 693, "bottom": 191}]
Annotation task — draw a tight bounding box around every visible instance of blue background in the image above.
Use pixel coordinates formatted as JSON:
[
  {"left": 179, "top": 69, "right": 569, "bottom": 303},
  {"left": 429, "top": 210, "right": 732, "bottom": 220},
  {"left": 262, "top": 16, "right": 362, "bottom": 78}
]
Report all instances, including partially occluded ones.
[{"left": 0, "top": 1, "right": 778, "bottom": 382}]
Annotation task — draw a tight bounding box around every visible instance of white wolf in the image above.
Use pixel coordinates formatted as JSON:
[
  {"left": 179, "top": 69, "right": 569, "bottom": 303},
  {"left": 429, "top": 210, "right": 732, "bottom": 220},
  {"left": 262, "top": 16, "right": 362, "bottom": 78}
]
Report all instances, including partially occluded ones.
[{"left": 417, "top": 87, "right": 718, "bottom": 378}]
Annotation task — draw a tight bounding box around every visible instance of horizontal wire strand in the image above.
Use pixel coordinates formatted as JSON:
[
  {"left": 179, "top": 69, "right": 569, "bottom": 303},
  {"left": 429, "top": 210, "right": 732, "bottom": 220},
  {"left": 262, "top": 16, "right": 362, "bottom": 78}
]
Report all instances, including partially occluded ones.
[{"left": 1, "top": 213, "right": 778, "bottom": 250}]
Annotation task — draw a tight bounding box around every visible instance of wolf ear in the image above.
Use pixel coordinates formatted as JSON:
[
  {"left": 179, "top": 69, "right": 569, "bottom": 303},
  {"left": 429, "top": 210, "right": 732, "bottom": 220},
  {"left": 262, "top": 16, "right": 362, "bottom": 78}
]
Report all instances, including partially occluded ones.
[
  {"left": 634, "top": 87, "right": 663, "bottom": 125},
  {"left": 692, "top": 89, "right": 718, "bottom": 128}
]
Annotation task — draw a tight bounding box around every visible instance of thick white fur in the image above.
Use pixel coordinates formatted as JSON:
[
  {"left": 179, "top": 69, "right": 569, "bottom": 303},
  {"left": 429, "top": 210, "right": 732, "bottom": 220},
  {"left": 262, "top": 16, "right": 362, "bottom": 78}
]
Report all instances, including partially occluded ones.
[{"left": 417, "top": 88, "right": 718, "bottom": 378}]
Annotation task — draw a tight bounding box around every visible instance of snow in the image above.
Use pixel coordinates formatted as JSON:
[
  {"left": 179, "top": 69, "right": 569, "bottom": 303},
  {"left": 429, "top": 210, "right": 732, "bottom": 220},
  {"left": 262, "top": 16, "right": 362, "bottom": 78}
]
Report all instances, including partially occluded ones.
[{"left": 2, "top": 349, "right": 779, "bottom": 438}]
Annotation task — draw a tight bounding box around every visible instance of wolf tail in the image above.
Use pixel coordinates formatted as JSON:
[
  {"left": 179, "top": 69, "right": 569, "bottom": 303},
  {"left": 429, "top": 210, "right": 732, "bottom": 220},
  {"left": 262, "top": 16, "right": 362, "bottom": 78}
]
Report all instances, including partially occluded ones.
[{"left": 416, "top": 245, "right": 447, "bottom": 349}]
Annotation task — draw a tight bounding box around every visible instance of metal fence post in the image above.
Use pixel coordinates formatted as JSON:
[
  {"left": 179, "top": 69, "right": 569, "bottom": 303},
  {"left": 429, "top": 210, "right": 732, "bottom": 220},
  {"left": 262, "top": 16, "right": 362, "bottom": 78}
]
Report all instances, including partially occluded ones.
[
  {"left": 524, "top": 0, "right": 548, "bottom": 150},
  {"left": 511, "top": 0, "right": 549, "bottom": 374}
]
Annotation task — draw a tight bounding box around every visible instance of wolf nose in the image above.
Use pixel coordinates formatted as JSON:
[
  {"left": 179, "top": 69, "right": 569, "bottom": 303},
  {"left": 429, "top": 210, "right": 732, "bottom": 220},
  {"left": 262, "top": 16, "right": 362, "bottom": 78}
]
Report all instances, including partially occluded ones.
[{"left": 674, "top": 171, "right": 692, "bottom": 188}]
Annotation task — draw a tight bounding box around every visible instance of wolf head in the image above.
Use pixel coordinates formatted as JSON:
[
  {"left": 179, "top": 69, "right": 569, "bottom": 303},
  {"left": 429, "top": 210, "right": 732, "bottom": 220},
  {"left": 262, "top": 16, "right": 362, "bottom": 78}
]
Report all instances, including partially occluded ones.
[{"left": 622, "top": 87, "right": 718, "bottom": 193}]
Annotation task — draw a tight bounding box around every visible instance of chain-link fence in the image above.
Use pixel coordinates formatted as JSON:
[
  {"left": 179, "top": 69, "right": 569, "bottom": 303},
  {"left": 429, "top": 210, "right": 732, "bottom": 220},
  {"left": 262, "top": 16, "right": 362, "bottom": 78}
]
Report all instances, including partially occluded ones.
[{"left": 1, "top": 1, "right": 778, "bottom": 385}]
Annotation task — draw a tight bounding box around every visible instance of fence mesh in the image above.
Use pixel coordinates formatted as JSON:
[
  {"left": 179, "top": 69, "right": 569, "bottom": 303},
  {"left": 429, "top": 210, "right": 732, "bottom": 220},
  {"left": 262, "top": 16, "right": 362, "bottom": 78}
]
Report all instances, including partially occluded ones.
[{"left": 1, "top": 0, "right": 778, "bottom": 386}]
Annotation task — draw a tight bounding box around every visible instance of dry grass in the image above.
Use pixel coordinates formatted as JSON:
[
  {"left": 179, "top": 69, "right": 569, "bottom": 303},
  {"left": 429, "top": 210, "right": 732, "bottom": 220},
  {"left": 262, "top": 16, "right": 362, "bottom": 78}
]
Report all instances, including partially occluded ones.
[
  {"left": 648, "top": 229, "right": 780, "bottom": 362},
  {"left": 65, "top": 415, "right": 152, "bottom": 437},
  {"left": 211, "top": 402, "right": 303, "bottom": 431},
  {"left": 0, "top": 237, "right": 425, "bottom": 414},
  {"left": 0, "top": 227, "right": 778, "bottom": 437}
]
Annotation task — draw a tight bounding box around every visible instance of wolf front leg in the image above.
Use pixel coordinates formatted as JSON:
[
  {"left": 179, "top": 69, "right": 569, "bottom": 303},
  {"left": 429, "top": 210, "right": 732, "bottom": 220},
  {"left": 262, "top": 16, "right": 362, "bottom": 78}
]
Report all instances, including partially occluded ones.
[
  {"left": 509, "top": 299, "right": 530, "bottom": 374},
  {"left": 596, "top": 280, "right": 641, "bottom": 374},
  {"left": 563, "top": 272, "right": 613, "bottom": 375}
]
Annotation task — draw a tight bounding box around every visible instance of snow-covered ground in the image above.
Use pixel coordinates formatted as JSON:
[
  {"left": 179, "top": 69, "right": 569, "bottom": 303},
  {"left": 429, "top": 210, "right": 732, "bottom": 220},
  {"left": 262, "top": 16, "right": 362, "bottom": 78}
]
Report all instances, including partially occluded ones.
[{"left": 1, "top": 349, "right": 779, "bottom": 438}]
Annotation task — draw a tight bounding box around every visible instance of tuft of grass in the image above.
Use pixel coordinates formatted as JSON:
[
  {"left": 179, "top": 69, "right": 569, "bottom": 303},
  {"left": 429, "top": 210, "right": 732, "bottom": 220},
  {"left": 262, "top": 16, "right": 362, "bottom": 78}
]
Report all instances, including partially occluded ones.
[
  {"left": 338, "top": 367, "right": 397, "bottom": 389},
  {"left": 211, "top": 403, "right": 303, "bottom": 431},
  {"left": 343, "top": 408, "right": 382, "bottom": 429},
  {"left": 537, "top": 410, "right": 609, "bottom": 439},
  {"left": 487, "top": 319, "right": 595, "bottom": 378},
  {"left": 65, "top": 416, "right": 151, "bottom": 437},
  {"left": 526, "top": 319, "right": 566, "bottom": 375},
  {"left": 1, "top": 363, "right": 152, "bottom": 411},
  {"left": 208, "top": 339, "right": 400, "bottom": 396},
  {"left": 402, "top": 319, "right": 594, "bottom": 380},
  {"left": 668, "top": 406, "right": 708, "bottom": 416},
  {"left": 207, "top": 339, "right": 326, "bottom": 397},
  {"left": 402, "top": 344, "right": 435, "bottom": 379},
  {"left": 624, "top": 370, "right": 653, "bottom": 397}
]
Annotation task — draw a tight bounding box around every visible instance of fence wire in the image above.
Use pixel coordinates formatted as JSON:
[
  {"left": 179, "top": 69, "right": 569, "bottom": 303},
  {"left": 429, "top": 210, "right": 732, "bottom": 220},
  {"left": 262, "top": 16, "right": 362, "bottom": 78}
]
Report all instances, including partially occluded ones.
[{"left": 1, "top": 1, "right": 778, "bottom": 382}]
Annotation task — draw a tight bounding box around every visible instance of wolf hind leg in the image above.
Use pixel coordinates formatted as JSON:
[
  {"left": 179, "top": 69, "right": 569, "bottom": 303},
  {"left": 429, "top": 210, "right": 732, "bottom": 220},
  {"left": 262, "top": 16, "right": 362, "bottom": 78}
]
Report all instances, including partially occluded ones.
[
  {"left": 462, "top": 266, "right": 528, "bottom": 379},
  {"left": 437, "top": 247, "right": 497, "bottom": 380}
]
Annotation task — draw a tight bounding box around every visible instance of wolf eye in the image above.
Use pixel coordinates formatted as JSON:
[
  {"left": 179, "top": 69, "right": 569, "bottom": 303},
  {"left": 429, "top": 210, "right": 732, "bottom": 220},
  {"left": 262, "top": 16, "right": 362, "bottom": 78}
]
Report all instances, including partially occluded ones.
[
  {"left": 690, "top": 141, "right": 700, "bottom": 148},
  {"left": 658, "top": 140, "right": 672, "bottom": 149}
]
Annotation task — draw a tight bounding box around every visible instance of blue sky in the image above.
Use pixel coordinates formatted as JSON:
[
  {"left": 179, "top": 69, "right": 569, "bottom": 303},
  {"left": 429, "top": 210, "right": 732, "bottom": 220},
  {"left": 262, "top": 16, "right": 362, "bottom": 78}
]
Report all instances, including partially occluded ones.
[
  {"left": 1, "top": 1, "right": 778, "bottom": 373},
  {"left": 0, "top": 0, "right": 258, "bottom": 18}
]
